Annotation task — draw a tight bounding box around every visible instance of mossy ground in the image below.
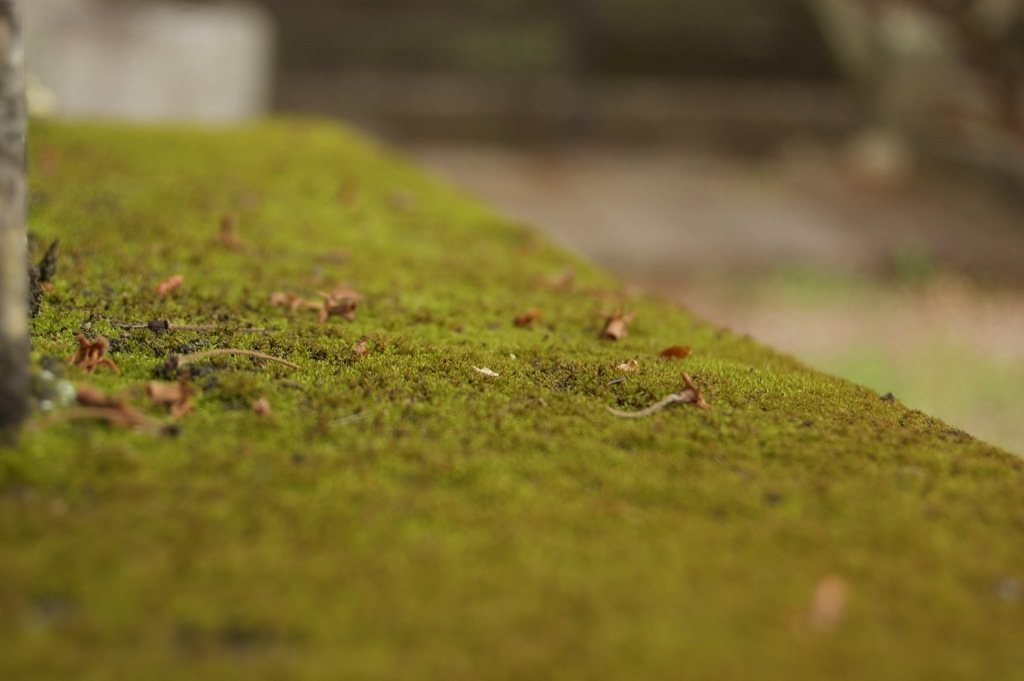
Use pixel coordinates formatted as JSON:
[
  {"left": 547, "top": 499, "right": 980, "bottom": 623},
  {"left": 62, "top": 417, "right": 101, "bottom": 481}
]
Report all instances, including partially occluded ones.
[{"left": 3, "top": 120, "right": 1023, "bottom": 680}]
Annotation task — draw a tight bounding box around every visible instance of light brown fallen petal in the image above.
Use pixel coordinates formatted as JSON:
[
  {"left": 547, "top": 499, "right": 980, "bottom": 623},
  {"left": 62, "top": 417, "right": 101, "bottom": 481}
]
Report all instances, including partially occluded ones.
[
  {"left": 155, "top": 274, "right": 185, "bottom": 296},
  {"left": 658, "top": 345, "right": 692, "bottom": 359},
  {"left": 617, "top": 359, "right": 639, "bottom": 372},
  {"left": 808, "top": 574, "right": 849, "bottom": 633},
  {"left": 599, "top": 311, "right": 635, "bottom": 341},
  {"left": 251, "top": 398, "right": 272, "bottom": 416},
  {"left": 472, "top": 366, "right": 500, "bottom": 377},
  {"left": 514, "top": 309, "right": 542, "bottom": 327}
]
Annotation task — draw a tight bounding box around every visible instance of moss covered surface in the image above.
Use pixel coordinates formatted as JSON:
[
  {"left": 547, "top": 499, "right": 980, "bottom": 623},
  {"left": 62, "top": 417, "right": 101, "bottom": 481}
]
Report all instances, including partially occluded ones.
[{"left": 3, "top": 120, "right": 1023, "bottom": 680}]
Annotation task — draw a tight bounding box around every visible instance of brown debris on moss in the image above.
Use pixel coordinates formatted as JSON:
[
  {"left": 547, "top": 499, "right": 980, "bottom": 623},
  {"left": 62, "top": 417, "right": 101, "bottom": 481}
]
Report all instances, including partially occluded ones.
[
  {"left": 146, "top": 375, "right": 194, "bottom": 419},
  {"left": 599, "top": 310, "right": 635, "bottom": 341},
  {"left": 606, "top": 372, "right": 709, "bottom": 418},
  {"left": 68, "top": 335, "right": 120, "bottom": 375},
  {"left": 514, "top": 309, "right": 543, "bottom": 327}
]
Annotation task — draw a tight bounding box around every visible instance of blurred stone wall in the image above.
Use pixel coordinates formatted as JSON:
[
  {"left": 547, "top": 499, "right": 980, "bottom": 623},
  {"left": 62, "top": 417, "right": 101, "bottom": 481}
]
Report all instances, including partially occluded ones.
[
  {"left": 23, "top": 0, "right": 274, "bottom": 122},
  {"left": 249, "top": 0, "right": 846, "bottom": 141}
]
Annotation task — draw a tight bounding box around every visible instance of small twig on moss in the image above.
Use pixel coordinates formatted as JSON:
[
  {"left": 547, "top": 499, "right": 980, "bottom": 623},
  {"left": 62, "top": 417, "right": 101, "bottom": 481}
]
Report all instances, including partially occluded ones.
[
  {"left": 606, "top": 372, "right": 709, "bottom": 418},
  {"left": 112, "top": 319, "right": 266, "bottom": 334},
  {"left": 36, "top": 385, "right": 174, "bottom": 435},
  {"left": 167, "top": 348, "right": 300, "bottom": 371}
]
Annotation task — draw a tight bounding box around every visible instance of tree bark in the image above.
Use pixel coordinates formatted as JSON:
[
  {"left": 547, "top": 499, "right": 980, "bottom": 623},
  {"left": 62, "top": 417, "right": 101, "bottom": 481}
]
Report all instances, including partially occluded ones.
[{"left": 0, "top": 0, "right": 28, "bottom": 442}]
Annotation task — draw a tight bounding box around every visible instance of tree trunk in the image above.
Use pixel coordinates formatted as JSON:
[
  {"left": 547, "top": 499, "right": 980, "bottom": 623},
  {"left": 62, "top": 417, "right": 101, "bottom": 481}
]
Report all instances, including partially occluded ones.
[{"left": 0, "top": 0, "right": 28, "bottom": 442}]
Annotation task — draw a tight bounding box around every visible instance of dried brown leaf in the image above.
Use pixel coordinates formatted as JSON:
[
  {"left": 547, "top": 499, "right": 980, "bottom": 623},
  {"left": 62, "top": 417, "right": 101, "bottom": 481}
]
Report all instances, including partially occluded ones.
[
  {"left": 68, "top": 335, "right": 120, "bottom": 375},
  {"left": 658, "top": 345, "right": 692, "bottom": 359},
  {"left": 514, "top": 309, "right": 543, "bottom": 327},
  {"left": 808, "top": 575, "right": 849, "bottom": 633},
  {"left": 317, "top": 288, "right": 362, "bottom": 323},
  {"left": 599, "top": 311, "right": 635, "bottom": 341},
  {"left": 155, "top": 274, "right": 185, "bottom": 296}
]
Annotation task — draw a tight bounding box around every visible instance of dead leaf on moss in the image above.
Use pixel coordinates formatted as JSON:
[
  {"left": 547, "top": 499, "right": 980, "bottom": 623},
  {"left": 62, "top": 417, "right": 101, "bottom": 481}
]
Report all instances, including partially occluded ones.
[
  {"left": 317, "top": 287, "right": 362, "bottom": 323},
  {"left": 514, "top": 309, "right": 542, "bottom": 327},
  {"left": 614, "top": 356, "right": 638, "bottom": 372},
  {"left": 599, "top": 311, "right": 635, "bottom": 341},
  {"left": 251, "top": 398, "right": 272, "bottom": 416},
  {"left": 146, "top": 376, "right": 193, "bottom": 419},
  {"left": 353, "top": 339, "right": 371, "bottom": 356},
  {"left": 807, "top": 574, "right": 849, "bottom": 633},
  {"left": 68, "top": 335, "right": 120, "bottom": 374},
  {"left": 155, "top": 274, "right": 184, "bottom": 296},
  {"left": 658, "top": 345, "right": 692, "bottom": 359},
  {"left": 472, "top": 366, "right": 500, "bottom": 377}
]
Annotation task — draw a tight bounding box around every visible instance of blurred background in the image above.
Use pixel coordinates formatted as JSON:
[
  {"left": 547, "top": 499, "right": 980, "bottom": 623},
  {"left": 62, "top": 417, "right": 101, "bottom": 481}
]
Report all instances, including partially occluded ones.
[{"left": 22, "top": 0, "right": 1024, "bottom": 454}]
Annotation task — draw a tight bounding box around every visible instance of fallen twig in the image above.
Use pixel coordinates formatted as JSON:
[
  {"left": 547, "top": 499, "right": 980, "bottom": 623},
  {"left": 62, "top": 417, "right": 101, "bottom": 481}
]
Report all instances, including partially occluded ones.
[
  {"left": 111, "top": 319, "right": 266, "bottom": 334},
  {"left": 167, "top": 348, "right": 300, "bottom": 371},
  {"left": 606, "top": 372, "right": 709, "bottom": 418},
  {"left": 36, "top": 385, "right": 174, "bottom": 435}
]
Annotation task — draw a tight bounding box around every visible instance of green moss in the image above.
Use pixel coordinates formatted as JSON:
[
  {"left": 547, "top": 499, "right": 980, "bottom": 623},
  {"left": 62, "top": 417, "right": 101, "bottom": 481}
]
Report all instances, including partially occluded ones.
[{"left": 2, "top": 119, "right": 1023, "bottom": 680}]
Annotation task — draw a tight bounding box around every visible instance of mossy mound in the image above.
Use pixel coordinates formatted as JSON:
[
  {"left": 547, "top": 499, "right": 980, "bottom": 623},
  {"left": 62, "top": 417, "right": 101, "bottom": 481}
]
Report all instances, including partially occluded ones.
[{"left": 3, "top": 120, "right": 1022, "bottom": 680}]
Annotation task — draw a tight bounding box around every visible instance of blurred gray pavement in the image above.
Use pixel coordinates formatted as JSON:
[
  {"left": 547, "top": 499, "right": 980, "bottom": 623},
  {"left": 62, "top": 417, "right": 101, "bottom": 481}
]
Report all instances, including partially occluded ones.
[{"left": 408, "top": 142, "right": 1024, "bottom": 285}]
